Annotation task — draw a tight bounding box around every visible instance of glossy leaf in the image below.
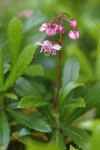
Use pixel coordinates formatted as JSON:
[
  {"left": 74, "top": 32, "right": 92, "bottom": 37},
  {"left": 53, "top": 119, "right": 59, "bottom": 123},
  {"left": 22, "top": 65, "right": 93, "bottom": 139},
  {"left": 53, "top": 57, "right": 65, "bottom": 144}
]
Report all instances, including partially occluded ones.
[
  {"left": 4, "top": 45, "right": 36, "bottom": 89},
  {"left": 62, "top": 56, "right": 80, "bottom": 89},
  {"left": 63, "top": 127, "right": 90, "bottom": 150},
  {"left": 60, "top": 81, "right": 84, "bottom": 104},
  {"left": 8, "top": 109, "right": 51, "bottom": 133},
  {"left": 25, "top": 64, "right": 44, "bottom": 77},
  {"left": 15, "top": 77, "right": 39, "bottom": 97},
  {"left": 19, "top": 96, "right": 50, "bottom": 108},
  {"left": 0, "top": 49, "right": 4, "bottom": 89},
  {"left": 0, "top": 112, "right": 10, "bottom": 148},
  {"left": 8, "top": 17, "right": 23, "bottom": 66}
]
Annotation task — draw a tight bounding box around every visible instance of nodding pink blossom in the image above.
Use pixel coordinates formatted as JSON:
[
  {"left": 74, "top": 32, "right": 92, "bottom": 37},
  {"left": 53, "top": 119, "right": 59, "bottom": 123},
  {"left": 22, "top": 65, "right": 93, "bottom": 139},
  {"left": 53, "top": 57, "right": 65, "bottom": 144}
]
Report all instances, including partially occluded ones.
[
  {"left": 69, "top": 19, "right": 77, "bottom": 28},
  {"left": 36, "top": 40, "right": 61, "bottom": 55},
  {"left": 39, "top": 22, "right": 58, "bottom": 36},
  {"left": 68, "top": 30, "right": 80, "bottom": 40},
  {"left": 57, "top": 24, "right": 64, "bottom": 33}
]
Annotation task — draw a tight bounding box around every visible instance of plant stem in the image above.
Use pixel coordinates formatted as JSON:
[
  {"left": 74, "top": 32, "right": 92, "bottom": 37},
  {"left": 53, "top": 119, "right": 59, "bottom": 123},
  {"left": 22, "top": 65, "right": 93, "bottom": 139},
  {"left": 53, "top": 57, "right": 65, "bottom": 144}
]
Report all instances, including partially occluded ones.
[{"left": 55, "top": 32, "right": 62, "bottom": 113}]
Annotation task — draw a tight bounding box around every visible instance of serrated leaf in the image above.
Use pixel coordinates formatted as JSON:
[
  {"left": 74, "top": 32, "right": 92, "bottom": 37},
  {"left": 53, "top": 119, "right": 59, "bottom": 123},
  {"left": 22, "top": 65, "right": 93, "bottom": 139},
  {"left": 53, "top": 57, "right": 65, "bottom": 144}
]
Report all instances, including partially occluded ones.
[
  {"left": 62, "top": 56, "right": 80, "bottom": 89},
  {"left": 4, "top": 45, "right": 36, "bottom": 89},
  {"left": 25, "top": 64, "right": 44, "bottom": 77},
  {"left": 4, "top": 93, "right": 18, "bottom": 100},
  {"left": 8, "top": 109, "right": 51, "bottom": 133},
  {"left": 19, "top": 96, "right": 50, "bottom": 108},
  {"left": 0, "top": 112, "right": 10, "bottom": 148},
  {"left": 49, "top": 130, "right": 66, "bottom": 150},
  {"left": 0, "top": 49, "right": 4, "bottom": 89},
  {"left": 63, "top": 127, "right": 90, "bottom": 150},
  {"left": 8, "top": 17, "right": 23, "bottom": 66},
  {"left": 60, "top": 81, "right": 84, "bottom": 104},
  {"left": 15, "top": 77, "right": 39, "bottom": 97},
  {"left": 65, "top": 82, "right": 100, "bottom": 124},
  {"left": 62, "top": 98, "right": 85, "bottom": 110}
]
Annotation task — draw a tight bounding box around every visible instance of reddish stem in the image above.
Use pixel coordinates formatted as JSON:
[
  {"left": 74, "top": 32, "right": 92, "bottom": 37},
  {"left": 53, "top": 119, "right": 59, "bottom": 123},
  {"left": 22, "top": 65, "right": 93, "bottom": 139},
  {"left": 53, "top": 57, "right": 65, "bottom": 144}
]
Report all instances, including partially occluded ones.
[{"left": 55, "top": 32, "right": 62, "bottom": 113}]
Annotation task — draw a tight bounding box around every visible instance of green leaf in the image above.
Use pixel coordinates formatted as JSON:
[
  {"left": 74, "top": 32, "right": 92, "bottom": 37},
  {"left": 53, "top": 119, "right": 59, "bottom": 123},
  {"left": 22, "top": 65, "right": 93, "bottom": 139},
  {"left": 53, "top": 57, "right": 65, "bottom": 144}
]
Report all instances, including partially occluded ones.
[
  {"left": 49, "top": 130, "right": 66, "bottom": 150},
  {"left": 4, "top": 93, "right": 18, "bottom": 100},
  {"left": 8, "top": 17, "right": 23, "bottom": 66},
  {"left": 0, "top": 49, "right": 4, "bottom": 89},
  {"left": 86, "top": 124, "right": 100, "bottom": 150},
  {"left": 19, "top": 96, "right": 50, "bottom": 108},
  {"left": 63, "top": 127, "right": 90, "bottom": 150},
  {"left": 25, "top": 64, "right": 44, "bottom": 77},
  {"left": 60, "top": 81, "right": 84, "bottom": 104},
  {"left": 4, "top": 45, "right": 36, "bottom": 89},
  {"left": 0, "top": 112, "right": 10, "bottom": 148},
  {"left": 62, "top": 98, "right": 85, "bottom": 110},
  {"left": 15, "top": 77, "right": 39, "bottom": 97},
  {"left": 65, "top": 82, "right": 100, "bottom": 124},
  {"left": 62, "top": 56, "right": 80, "bottom": 89},
  {"left": 3, "top": 63, "right": 11, "bottom": 74},
  {"left": 8, "top": 109, "right": 51, "bottom": 133},
  {"left": 66, "top": 44, "right": 94, "bottom": 82}
]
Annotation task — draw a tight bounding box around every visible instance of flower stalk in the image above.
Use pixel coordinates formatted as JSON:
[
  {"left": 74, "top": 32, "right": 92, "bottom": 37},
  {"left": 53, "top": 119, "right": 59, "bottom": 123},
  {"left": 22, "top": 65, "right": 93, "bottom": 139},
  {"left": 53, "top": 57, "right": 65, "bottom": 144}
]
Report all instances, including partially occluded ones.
[{"left": 36, "top": 12, "right": 80, "bottom": 113}]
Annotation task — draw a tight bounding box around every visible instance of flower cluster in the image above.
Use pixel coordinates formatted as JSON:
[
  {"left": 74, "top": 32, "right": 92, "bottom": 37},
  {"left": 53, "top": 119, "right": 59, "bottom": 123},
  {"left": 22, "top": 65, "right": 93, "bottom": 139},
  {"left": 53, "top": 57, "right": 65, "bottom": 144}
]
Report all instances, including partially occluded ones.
[
  {"left": 36, "top": 40, "right": 61, "bottom": 56},
  {"left": 36, "top": 13, "right": 79, "bottom": 56}
]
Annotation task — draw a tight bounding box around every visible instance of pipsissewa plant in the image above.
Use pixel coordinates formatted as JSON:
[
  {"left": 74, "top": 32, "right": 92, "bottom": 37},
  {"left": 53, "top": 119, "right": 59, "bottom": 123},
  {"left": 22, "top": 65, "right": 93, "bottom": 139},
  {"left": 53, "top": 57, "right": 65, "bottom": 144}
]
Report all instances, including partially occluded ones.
[{"left": 0, "top": 13, "right": 100, "bottom": 150}]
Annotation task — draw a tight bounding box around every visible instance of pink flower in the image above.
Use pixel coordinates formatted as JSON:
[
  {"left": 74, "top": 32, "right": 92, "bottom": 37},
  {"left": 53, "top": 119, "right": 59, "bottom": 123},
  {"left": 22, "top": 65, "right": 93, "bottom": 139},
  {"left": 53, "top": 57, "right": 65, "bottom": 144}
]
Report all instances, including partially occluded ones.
[
  {"left": 69, "top": 19, "right": 77, "bottom": 28},
  {"left": 68, "top": 30, "right": 80, "bottom": 40},
  {"left": 39, "top": 22, "right": 58, "bottom": 36},
  {"left": 36, "top": 40, "right": 61, "bottom": 55},
  {"left": 57, "top": 24, "right": 64, "bottom": 33}
]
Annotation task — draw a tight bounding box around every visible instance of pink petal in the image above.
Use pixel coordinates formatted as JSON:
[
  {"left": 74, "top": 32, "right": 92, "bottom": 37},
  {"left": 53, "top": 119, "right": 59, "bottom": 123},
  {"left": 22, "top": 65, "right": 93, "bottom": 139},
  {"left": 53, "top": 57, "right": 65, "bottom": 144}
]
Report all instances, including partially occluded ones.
[
  {"left": 68, "top": 30, "right": 80, "bottom": 40},
  {"left": 52, "top": 44, "right": 61, "bottom": 50},
  {"left": 46, "top": 28, "right": 55, "bottom": 36},
  {"left": 69, "top": 19, "right": 77, "bottom": 28},
  {"left": 39, "top": 23, "right": 50, "bottom": 31},
  {"left": 57, "top": 25, "right": 64, "bottom": 33},
  {"left": 36, "top": 41, "right": 43, "bottom": 46},
  {"left": 43, "top": 40, "right": 52, "bottom": 46}
]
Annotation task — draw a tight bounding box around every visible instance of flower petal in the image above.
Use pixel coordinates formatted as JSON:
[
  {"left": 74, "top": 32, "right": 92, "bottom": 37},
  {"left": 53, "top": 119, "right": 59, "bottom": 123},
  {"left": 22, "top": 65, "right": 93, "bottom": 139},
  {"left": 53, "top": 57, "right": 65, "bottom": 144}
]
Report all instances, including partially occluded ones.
[
  {"left": 43, "top": 40, "right": 52, "bottom": 46},
  {"left": 46, "top": 28, "right": 55, "bottom": 36},
  {"left": 52, "top": 44, "right": 61, "bottom": 50},
  {"left": 36, "top": 41, "right": 43, "bottom": 46},
  {"left": 68, "top": 30, "right": 80, "bottom": 40},
  {"left": 39, "top": 23, "right": 50, "bottom": 31}
]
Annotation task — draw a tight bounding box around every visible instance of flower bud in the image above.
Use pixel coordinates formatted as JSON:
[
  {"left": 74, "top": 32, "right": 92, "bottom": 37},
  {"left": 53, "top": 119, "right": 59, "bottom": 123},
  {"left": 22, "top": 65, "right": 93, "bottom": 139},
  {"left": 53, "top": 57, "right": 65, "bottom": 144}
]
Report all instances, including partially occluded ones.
[
  {"left": 68, "top": 30, "right": 80, "bottom": 40},
  {"left": 69, "top": 19, "right": 77, "bottom": 28},
  {"left": 57, "top": 24, "right": 64, "bottom": 33}
]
